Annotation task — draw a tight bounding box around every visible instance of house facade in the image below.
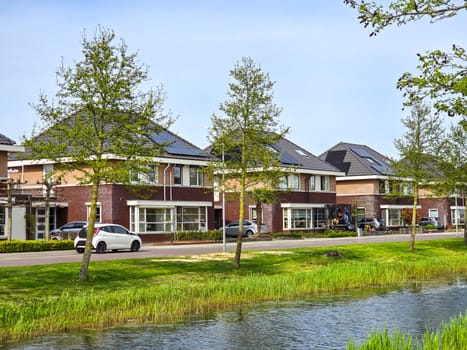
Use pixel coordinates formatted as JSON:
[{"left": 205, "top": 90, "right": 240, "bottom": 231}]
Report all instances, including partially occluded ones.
[
  {"left": 213, "top": 137, "right": 345, "bottom": 233},
  {"left": 8, "top": 129, "right": 214, "bottom": 242},
  {"left": 0, "top": 133, "right": 25, "bottom": 240},
  {"left": 320, "top": 142, "right": 465, "bottom": 229}
]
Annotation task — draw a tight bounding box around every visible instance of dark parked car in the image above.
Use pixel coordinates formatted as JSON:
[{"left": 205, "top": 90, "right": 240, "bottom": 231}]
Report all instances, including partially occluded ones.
[
  {"left": 221, "top": 220, "right": 269, "bottom": 237},
  {"left": 49, "top": 221, "right": 87, "bottom": 240},
  {"left": 418, "top": 217, "right": 443, "bottom": 229}
]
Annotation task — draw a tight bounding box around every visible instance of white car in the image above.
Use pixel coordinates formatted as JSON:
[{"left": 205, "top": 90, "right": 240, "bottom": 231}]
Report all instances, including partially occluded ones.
[{"left": 74, "top": 223, "right": 142, "bottom": 254}]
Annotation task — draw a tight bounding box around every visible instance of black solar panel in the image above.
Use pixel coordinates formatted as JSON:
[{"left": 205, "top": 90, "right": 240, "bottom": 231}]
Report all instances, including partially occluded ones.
[
  {"left": 271, "top": 143, "right": 300, "bottom": 165},
  {"left": 325, "top": 150, "right": 346, "bottom": 163},
  {"left": 350, "top": 147, "right": 373, "bottom": 158},
  {"left": 281, "top": 152, "right": 300, "bottom": 165},
  {"left": 372, "top": 164, "right": 393, "bottom": 175},
  {"left": 151, "top": 130, "right": 204, "bottom": 157}
]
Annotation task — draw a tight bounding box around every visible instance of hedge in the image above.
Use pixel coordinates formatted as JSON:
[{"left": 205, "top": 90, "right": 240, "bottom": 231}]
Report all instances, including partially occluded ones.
[
  {"left": 0, "top": 240, "right": 74, "bottom": 253},
  {"left": 175, "top": 230, "right": 223, "bottom": 241}
]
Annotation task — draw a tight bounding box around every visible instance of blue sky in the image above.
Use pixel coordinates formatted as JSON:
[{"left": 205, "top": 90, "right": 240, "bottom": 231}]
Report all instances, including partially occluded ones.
[{"left": 1, "top": 1, "right": 465, "bottom": 158}]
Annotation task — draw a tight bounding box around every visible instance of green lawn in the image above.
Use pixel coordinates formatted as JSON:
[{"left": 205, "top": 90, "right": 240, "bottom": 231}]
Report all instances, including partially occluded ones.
[{"left": 1, "top": 239, "right": 467, "bottom": 343}]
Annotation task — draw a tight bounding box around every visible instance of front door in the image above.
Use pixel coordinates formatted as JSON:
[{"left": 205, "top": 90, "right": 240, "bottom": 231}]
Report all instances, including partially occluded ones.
[{"left": 35, "top": 207, "right": 56, "bottom": 239}]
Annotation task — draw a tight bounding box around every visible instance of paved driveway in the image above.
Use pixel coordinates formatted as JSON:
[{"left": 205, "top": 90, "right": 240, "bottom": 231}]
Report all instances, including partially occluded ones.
[{"left": 0, "top": 232, "right": 461, "bottom": 267}]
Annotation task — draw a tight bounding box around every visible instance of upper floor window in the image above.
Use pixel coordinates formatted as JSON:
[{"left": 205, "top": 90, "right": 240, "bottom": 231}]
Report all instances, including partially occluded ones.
[
  {"left": 279, "top": 174, "right": 299, "bottom": 191},
  {"left": 309, "top": 175, "right": 330, "bottom": 192},
  {"left": 379, "top": 180, "right": 388, "bottom": 194},
  {"left": 290, "top": 174, "right": 299, "bottom": 191},
  {"left": 320, "top": 175, "right": 329, "bottom": 191},
  {"left": 189, "top": 166, "right": 203, "bottom": 186},
  {"left": 131, "top": 165, "right": 158, "bottom": 185},
  {"left": 174, "top": 164, "right": 183, "bottom": 185},
  {"left": 400, "top": 181, "right": 413, "bottom": 196},
  {"left": 279, "top": 176, "right": 288, "bottom": 190},
  {"left": 310, "top": 176, "right": 316, "bottom": 191}
]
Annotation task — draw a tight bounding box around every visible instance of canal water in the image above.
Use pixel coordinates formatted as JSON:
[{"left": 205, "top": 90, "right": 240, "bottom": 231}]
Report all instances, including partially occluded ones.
[{"left": 2, "top": 279, "right": 467, "bottom": 350}]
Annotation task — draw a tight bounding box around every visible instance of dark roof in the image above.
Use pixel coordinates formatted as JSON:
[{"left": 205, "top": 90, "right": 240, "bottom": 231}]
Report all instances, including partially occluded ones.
[
  {"left": 0, "top": 133, "right": 16, "bottom": 145},
  {"left": 319, "top": 142, "right": 393, "bottom": 176},
  {"left": 274, "top": 137, "right": 343, "bottom": 173},
  {"left": 206, "top": 136, "right": 342, "bottom": 174},
  {"left": 13, "top": 116, "right": 211, "bottom": 161},
  {"left": 151, "top": 129, "right": 211, "bottom": 160}
]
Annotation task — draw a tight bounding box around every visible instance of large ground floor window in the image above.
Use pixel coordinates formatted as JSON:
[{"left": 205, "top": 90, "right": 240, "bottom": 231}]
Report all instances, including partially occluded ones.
[
  {"left": 451, "top": 207, "right": 465, "bottom": 225},
  {"left": 282, "top": 205, "right": 328, "bottom": 230},
  {"left": 129, "top": 201, "right": 210, "bottom": 233},
  {"left": 380, "top": 205, "right": 419, "bottom": 227},
  {"left": 176, "top": 207, "right": 206, "bottom": 231}
]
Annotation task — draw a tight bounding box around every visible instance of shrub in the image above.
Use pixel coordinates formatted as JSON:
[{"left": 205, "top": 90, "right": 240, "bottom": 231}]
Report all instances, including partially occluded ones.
[
  {"left": 0, "top": 240, "right": 74, "bottom": 253},
  {"left": 175, "top": 230, "right": 223, "bottom": 241},
  {"left": 271, "top": 230, "right": 357, "bottom": 240},
  {"left": 271, "top": 232, "right": 304, "bottom": 240}
]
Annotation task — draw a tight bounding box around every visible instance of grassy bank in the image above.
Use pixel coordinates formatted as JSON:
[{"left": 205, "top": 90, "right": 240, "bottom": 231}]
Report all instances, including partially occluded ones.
[
  {"left": 0, "top": 239, "right": 467, "bottom": 344},
  {"left": 347, "top": 311, "right": 467, "bottom": 349}
]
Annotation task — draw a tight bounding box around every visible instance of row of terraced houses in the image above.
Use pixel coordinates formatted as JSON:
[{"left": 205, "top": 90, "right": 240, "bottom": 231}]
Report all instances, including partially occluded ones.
[{"left": 0, "top": 130, "right": 465, "bottom": 242}]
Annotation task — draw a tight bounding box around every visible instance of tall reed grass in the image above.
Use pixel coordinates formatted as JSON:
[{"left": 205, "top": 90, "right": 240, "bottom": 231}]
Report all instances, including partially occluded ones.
[{"left": 347, "top": 312, "right": 467, "bottom": 349}]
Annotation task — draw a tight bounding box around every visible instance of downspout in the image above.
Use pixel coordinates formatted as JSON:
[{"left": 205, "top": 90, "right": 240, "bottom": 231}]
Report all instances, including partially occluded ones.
[
  {"left": 163, "top": 164, "right": 170, "bottom": 201},
  {"left": 170, "top": 169, "right": 173, "bottom": 201}
]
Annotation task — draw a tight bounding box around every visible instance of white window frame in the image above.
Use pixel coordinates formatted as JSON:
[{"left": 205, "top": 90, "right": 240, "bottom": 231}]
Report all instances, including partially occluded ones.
[
  {"left": 86, "top": 202, "right": 102, "bottom": 223},
  {"left": 173, "top": 164, "right": 183, "bottom": 185},
  {"left": 189, "top": 166, "right": 204, "bottom": 186},
  {"left": 282, "top": 207, "right": 312, "bottom": 230},
  {"left": 131, "top": 165, "right": 158, "bottom": 185},
  {"left": 310, "top": 175, "right": 316, "bottom": 191}
]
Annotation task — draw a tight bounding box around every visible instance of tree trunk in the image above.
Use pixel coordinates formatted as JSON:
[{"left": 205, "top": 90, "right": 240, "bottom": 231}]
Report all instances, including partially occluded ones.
[
  {"left": 79, "top": 180, "right": 99, "bottom": 281},
  {"left": 409, "top": 187, "right": 419, "bottom": 251},
  {"left": 256, "top": 200, "right": 263, "bottom": 236},
  {"left": 234, "top": 175, "right": 245, "bottom": 268}
]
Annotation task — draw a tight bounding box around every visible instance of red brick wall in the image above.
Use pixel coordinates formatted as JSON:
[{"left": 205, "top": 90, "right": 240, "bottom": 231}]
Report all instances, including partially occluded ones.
[{"left": 57, "top": 184, "right": 215, "bottom": 230}]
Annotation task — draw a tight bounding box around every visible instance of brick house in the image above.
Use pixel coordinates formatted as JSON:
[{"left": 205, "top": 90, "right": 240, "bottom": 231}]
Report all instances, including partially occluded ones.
[
  {"left": 213, "top": 137, "right": 345, "bottom": 233},
  {"left": 320, "top": 142, "right": 465, "bottom": 229},
  {"left": 8, "top": 129, "right": 214, "bottom": 242}
]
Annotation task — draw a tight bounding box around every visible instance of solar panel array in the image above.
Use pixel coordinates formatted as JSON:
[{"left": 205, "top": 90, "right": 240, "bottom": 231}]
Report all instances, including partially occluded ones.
[
  {"left": 151, "top": 130, "right": 205, "bottom": 157},
  {"left": 351, "top": 146, "right": 393, "bottom": 175},
  {"left": 271, "top": 144, "right": 300, "bottom": 165}
]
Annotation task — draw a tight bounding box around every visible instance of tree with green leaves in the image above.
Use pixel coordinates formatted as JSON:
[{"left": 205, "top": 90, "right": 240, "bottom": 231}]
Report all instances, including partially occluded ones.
[
  {"left": 209, "top": 57, "right": 288, "bottom": 268},
  {"left": 436, "top": 124, "right": 467, "bottom": 241},
  {"left": 392, "top": 103, "right": 444, "bottom": 251},
  {"left": 24, "top": 27, "right": 173, "bottom": 280},
  {"left": 345, "top": 0, "right": 466, "bottom": 129},
  {"left": 346, "top": 0, "right": 467, "bottom": 241}
]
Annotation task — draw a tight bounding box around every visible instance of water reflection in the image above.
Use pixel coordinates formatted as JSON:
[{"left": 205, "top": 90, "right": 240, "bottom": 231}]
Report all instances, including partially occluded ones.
[{"left": 3, "top": 279, "right": 467, "bottom": 350}]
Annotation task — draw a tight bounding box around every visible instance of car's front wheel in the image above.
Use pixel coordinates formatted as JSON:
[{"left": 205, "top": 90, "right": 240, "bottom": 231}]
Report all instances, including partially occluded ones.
[
  {"left": 245, "top": 230, "right": 254, "bottom": 237},
  {"left": 130, "top": 241, "right": 140, "bottom": 252},
  {"left": 96, "top": 241, "right": 106, "bottom": 254},
  {"left": 76, "top": 248, "right": 84, "bottom": 254}
]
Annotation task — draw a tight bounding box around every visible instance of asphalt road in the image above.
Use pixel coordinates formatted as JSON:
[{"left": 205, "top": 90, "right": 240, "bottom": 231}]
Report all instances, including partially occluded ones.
[{"left": 0, "top": 232, "right": 461, "bottom": 267}]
